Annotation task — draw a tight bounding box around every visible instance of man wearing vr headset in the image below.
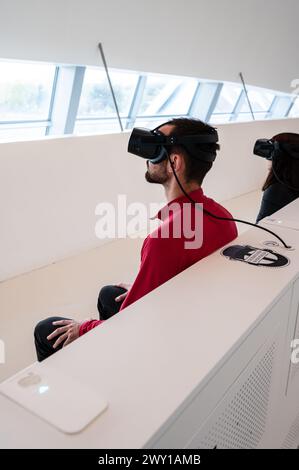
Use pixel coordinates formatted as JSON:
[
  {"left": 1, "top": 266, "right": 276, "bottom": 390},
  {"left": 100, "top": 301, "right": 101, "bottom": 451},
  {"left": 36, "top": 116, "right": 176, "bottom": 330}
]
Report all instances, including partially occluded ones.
[
  {"left": 255, "top": 133, "right": 299, "bottom": 223},
  {"left": 34, "top": 118, "right": 238, "bottom": 361}
]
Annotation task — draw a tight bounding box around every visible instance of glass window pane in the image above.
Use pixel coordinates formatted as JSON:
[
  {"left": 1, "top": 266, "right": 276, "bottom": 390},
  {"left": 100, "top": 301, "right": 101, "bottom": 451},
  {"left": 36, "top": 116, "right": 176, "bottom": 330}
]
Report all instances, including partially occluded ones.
[
  {"left": 209, "top": 113, "right": 233, "bottom": 124},
  {"left": 0, "top": 125, "right": 47, "bottom": 142},
  {"left": 270, "top": 95, "right": 293, "bottom": 117},
  {"left": 288, "top": 97, "right": 299, "bottom": 117},
  {"left": 213, "top": 84, "right": 242, "bottom": 113},
  {"left": 0, "top": 61, "right": 56, "bottom": 121},
  {"left": 138, "top": 75, "right": 198, "bottom": 116},
  {"left": 254, "top": 112, "right": 269, "bottom": 120},
  {"left": 77, "top": 68, "right": 139, "bottom": 118},
  {"left": 74, "top": 119, "right": 122, "bottom": 135},
  {"left": 234, "top": 111, "right": 269, "bottom": 122},
  {"left": 240, "top": 89, "right": 275, "bottom": 113},
  {"left": 234, "top": 113, "right": 256, "bottom": 122}
]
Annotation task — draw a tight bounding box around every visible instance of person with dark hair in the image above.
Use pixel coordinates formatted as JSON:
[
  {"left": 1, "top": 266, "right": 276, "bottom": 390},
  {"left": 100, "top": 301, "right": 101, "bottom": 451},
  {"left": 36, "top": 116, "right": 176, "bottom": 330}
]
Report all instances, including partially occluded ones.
[
  {"left": 34, "top": 118, "right": 238, "bottom": 361},
  {"left": 256, "top": 133, "right": 299, "bottom": 223}
]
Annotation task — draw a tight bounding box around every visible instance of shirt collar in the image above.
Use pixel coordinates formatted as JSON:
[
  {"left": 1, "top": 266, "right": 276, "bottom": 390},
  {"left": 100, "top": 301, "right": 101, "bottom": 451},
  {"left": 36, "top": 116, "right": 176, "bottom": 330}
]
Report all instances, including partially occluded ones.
[{"left": 150, "top": 187, "right": 204, "bottom": 221}]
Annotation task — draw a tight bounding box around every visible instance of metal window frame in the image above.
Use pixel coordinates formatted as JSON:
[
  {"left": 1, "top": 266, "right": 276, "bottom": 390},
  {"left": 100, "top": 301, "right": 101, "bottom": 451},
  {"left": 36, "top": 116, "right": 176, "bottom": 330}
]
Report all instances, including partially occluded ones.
[
  {"left": 125, "top": 75, "right": 147, "bottom": 129},
  {"left": 188, "top": 82, "right": 223, "bottom": 122},
  {"left": 285, "top": 94, "right": 299, "bottom": 117},
  {"left": 229, "top": 90, "right": 246, "bottom": 122},
  {"left": 47, "top": 66, "right": 86, "bottom": 135},
  {"left": 45, "top": 66, "right": 60, "bottom": 135}
]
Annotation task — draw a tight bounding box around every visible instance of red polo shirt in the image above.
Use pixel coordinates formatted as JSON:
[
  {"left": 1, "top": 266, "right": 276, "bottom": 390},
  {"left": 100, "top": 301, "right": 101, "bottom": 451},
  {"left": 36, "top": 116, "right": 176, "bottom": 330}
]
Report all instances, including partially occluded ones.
[{"left": 79, "top": 188, "right": 238, "bottom": 336}]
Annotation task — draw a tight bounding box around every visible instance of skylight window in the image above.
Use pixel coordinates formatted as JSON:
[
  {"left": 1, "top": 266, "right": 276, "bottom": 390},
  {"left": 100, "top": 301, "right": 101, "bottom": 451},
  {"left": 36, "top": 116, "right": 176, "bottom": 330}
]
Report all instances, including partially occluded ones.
[
  {"left": 0, "top": 60, "right": 57, "bottom": 141},
  {"left": 0, "top": 58, "right": 298, "bottom": 143}
]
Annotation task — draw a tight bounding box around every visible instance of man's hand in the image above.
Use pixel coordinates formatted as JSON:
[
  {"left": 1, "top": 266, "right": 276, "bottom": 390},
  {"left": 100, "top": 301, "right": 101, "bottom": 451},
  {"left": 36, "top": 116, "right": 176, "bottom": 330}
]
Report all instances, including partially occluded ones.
[
  {"left": 115, "top": 282, "right": 132, "bottom": 302},
  {"left": 47, "top": 319, "right": 81, "bottom": 349}
]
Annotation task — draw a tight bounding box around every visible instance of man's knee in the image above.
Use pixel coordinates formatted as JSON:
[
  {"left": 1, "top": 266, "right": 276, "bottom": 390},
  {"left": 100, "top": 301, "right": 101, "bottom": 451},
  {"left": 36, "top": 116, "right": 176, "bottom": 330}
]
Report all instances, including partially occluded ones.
[
  {"left": 34, "top": 316, "right": 68, "bottom": 342},
  {"left": 97, "top": 284, "right": 127, "bottom": 320},
  {"left": 34, "top": 316, "right": 71, "bottom": 362},
  {"left": 99, "top": 284, "right": 127, "bottom": 301},
  {"left": 34, "top": 317, "right": 51, "bottom": 341},
  {"left": 99, "top": 285, "right": 115, "bottom": 302}
]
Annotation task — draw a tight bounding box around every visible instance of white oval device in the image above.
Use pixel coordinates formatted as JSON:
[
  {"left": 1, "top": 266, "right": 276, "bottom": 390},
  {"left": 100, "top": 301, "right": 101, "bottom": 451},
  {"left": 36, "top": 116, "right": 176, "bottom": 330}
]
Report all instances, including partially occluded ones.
[{"left": 0, "top": 362, "right": 108, "bottom": 434}]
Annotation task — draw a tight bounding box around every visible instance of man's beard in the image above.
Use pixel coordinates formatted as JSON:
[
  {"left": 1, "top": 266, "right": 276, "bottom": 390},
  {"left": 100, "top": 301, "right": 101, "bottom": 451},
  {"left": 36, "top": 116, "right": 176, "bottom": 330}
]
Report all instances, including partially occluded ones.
[{"left": 145, "top": 161, "right": 168, "bottom": 184}]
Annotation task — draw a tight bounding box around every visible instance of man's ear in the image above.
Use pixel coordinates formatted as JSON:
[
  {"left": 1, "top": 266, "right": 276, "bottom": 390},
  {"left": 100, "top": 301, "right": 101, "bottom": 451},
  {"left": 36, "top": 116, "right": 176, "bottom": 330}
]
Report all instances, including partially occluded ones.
[{"left": 167, "top": 152, "right": 183, "bottom": 172}]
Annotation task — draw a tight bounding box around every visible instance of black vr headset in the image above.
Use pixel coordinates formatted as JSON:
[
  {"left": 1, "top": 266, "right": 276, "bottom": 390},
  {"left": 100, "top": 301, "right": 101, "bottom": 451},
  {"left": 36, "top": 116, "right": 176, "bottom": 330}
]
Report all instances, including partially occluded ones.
[
  {"left": 253, "top": 139, "right": 299, "bottom": 161},
  {"left": 128, "top": 127, "right": 219, "bottom": 164}
]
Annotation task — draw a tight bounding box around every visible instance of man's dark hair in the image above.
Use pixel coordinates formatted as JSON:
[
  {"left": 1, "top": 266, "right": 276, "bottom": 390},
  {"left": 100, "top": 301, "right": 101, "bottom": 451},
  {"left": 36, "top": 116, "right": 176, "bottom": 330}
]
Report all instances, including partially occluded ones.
[{"left": 159, "top": 118, "right": 220, "bottom": 186}]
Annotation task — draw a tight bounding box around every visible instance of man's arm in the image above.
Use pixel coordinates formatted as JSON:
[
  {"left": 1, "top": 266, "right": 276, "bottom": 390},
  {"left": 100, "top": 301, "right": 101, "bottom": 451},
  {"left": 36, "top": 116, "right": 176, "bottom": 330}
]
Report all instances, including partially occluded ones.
[
  {"left": 79, "top": 318, "right": 105, "bottom": 336},
  {"left": 119, "top": 235, "right": 181, "bottom": 311}
]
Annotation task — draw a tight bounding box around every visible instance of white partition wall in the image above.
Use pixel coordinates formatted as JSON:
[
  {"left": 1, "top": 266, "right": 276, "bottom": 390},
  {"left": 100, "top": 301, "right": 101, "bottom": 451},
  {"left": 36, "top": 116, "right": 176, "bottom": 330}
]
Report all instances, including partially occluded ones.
[
  {"left": 148, "top": 279, "right": 299, "bottom": 448},
  {"left": 1, "top": 118, "right": 299, "bottom": 281}
]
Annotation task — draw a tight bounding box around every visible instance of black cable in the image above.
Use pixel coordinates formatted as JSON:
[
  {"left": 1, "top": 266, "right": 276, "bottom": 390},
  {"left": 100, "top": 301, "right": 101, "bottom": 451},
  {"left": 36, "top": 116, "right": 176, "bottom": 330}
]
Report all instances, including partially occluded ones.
[{"left": 167, "top": 153, "right": 291, "bottom": 249}]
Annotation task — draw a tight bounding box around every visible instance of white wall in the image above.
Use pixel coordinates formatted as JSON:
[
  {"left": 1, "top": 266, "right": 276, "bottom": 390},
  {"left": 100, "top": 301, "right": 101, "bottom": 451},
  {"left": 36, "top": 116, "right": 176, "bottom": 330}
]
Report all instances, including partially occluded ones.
[
  {"left": 1, "top": 117, "right": 299, "bottom": 282},
  {"left": 0, "top": 0, "right": 298, "bottom": 92}
]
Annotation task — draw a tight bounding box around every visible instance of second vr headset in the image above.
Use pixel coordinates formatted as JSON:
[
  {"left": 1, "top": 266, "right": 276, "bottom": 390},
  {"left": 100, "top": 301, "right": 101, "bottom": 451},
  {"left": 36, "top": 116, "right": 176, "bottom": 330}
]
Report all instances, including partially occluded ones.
[
  {"left": 254, "top": 139, "right": 299, "bottom": 160},
  {"left": 128, "top": 127, "right": 219, "bottom": 164}
]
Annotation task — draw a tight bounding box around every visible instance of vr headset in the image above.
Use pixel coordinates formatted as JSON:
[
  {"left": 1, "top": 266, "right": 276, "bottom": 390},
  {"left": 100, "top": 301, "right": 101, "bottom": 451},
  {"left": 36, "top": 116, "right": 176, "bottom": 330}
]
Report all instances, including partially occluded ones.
[
  {"left": 128, "top": 127, "right": 219, "bottom": 164},
  {"left": 254, "top": 139, "right": 299, "bottom": 160}
]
